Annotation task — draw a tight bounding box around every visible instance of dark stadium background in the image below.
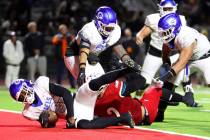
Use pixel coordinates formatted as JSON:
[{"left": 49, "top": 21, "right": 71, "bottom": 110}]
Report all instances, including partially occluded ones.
[{"left": 0, "top": 0, "right": 209, "bottom": 86}]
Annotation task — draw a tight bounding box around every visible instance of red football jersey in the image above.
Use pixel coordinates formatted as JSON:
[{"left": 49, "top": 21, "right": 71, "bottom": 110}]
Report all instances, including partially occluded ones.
[
  {"left": 95, "top": 82, "right": 163, "bottom": 125},
  {"left": 95, "top": 80, "right": 143, "bottom": 124},
  {"left": 140, "top": 86, "right": 162, "bottom": 123}
]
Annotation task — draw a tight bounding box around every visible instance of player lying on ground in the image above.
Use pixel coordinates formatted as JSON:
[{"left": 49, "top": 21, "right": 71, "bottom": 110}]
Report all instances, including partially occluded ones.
[
  {"left": 9, "top": 76, "right": 75, "bottom": 128},
  {"left": 92, "top": 69, "right": 197, "bottom": 125},
  {"left": 8, "top": 72, "right": 135, "bottom": 129}
]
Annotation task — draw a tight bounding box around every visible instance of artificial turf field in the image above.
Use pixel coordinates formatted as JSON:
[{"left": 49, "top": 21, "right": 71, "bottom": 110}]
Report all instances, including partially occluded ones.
[{"left": 0, "top": 86, "right": 210, "bottom": 139}]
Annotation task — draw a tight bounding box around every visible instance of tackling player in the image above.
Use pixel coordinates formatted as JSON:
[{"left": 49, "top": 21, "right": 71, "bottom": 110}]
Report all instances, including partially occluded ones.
[
  {"left": 136, "top": 0, "right": 194, "bottom": 94},
  {"left": 64, "top": 6, "right": 141, "bottom": 87},
  {"left": 9, "top": 76, "right": 75, "bottom": 128},
  {"left": 74, "top": 57, "right": 196, "bottom": 127},
  {"left": 158, "top": 13, "right": 210, "bottom": 88},
  {"left": 135, "top": 0, "right": 198, "bottom": 122},
  {"left": 93, "top": 71, "right": 197, "bottom": 125}
]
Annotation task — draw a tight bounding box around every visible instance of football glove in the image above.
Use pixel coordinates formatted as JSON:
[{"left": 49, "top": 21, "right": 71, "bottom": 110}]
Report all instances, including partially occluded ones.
[
  {"left": 124, "top": 59, "right": 141, "bottom": 72},
  {"left": 77, "top": 68, "right": 86, "bottom": 87},
  {"left": 159, "top": 68, "right": 176, "bottom": 82}
]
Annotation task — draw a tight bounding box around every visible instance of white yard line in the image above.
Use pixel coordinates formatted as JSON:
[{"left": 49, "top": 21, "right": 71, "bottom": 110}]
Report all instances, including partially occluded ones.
[
  {"left": 134, "top": 127, "right": 210, "bottom": 140},
  {"left": 0, "top": 109, "right": 21, "bottom": 114},
  {"left": 1, "top": 109, "right": 210, "bottom": 140},
  {"left": 200, "top": 110, "right": 210, "bottom": 113}
]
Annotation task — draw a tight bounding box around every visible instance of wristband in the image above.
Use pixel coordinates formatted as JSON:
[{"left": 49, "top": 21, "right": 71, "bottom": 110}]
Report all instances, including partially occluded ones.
[{"left": 120, "top": 53, "right": 129, "bottom": 61}]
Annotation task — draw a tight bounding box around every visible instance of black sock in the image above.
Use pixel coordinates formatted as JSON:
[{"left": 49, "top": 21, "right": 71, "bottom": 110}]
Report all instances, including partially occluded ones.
[
  {"left": 77, "top": 117, "right": 122, "bottom": 129},
  {"left": 89, "top": 67, "right": 134, "bottom": 91},
  {"left": 123, "top": 74, "right": 146, "bottom": 96},
  {"left": 161, "top": 88, "right": 183, "bottom": 102},
  {"left": 162, "top": 81, "right": 176, "bottom": 92}
]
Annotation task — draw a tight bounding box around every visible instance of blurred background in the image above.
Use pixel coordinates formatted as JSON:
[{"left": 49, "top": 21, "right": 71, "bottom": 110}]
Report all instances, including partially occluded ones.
[{"left": 0, "top": 0, "right": 210, "bottom": 88}]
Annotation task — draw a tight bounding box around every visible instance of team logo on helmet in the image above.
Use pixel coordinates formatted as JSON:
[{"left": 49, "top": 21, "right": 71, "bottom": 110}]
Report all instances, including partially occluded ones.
[{"left": 96, "top": 12, "right": 103, "bottom": 20}]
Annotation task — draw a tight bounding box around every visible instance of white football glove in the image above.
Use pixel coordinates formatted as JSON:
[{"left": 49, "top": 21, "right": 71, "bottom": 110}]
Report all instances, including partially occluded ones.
[{"left": 152, "top": 78, "right": 163, "bottom": 88}]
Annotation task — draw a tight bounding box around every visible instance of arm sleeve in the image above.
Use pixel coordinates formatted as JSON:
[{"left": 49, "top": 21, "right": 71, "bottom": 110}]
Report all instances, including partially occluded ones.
[
  {"left": 49, "top": 83, "right": 74, "bottom": 118},
  {"left": 3, "top": 42, "right": 10, "bottom": 60}
]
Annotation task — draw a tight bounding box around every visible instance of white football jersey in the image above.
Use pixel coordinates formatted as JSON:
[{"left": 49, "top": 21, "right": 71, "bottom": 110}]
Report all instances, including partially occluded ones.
[
  {"left": 22, "top": 76, "right": 66, "bottom": 120},
  {"left": 77, "top": 20, "right": 121, "bottom": 55},
  {"left": 145, "top": 13, "right": 186, "bottom": 50},
  {"left": 175, "top": 26, "right": 210, "bottom": 61}
]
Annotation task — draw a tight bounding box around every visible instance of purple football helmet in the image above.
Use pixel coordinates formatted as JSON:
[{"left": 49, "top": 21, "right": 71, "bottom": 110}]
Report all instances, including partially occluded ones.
[
  {"left": 158, "top": 13, "right": 182, "bottom": 44},
  {"left": 9, "top": 79, "right": 35, "bottom": 104},
  {"left": 94, "top": 6, "right": 117, "bottom": 37},
  {"left": 158, "top": 0, "right": 177, "bottom": 17}
]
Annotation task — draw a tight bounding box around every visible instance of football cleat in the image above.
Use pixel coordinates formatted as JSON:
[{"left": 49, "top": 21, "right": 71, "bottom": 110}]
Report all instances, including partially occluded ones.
[
  {"left": 182, "top": 92, "right": 201, "bottom": 107},
  {"left": 154, "top": 110, "right": 165, "bottom": 122},
  {"left": 121, "top": 112, "right": 135, "bottom": 128},
  {"left": 66, "top": 121, "right": 75, "bottom": 129}
]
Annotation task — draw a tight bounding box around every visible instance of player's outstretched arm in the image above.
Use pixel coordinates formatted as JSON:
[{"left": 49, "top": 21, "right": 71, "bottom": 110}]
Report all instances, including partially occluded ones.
[
  {"left": 49, "top": 83, "right": 75, "bottom": 128},
  {"left": 113, "top": 44, "right": 141, "bottom": 72},
  {"left": 136, "top": 25, "right": 152, "bottom": 46}
]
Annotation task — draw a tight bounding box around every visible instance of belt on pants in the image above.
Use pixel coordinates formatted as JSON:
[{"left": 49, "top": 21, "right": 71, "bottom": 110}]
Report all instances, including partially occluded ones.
[
  {"left": 7, "top": 63, "right": 19, "bottom": 67},
  {"left": 148, "top": 45, "right": 178, "bottom": 57}
]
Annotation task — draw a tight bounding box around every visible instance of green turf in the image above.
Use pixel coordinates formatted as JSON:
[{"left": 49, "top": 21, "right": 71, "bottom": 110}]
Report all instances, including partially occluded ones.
[{"left": 0, "top": 87, "right": 210, "bottom": 138}]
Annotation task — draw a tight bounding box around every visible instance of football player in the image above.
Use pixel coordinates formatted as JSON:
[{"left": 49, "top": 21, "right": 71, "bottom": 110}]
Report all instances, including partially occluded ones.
[
  {"left": 73, "top": 60, "right": 137, "bottom": 129},
  {"left": 158, "top": 13, "right": 210, "bottom": 88},
  {"left": 9, "top": 76, "right": 75, "bottom": 128},
  {"left": 135, "top": 0, "right": 198, "bottom": 122},
  {"left": 136, "top": 0, "right": 193, "bottom": 93},
  {"left": 74, "top": 58, "right": 196, "bottom": 127},
  {"left": 64, "top": 6, "right": 141, "bottom": 87},
  {"left": 94, "top": 72, "right": 197, "bottom": 125}
]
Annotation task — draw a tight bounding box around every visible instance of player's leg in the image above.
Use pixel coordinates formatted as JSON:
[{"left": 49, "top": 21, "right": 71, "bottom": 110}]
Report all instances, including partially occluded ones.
[
  {"left": 191, "top": 57, "right": 210, "bottom": 87},
  {"left": 139, "top": 86, "right": 163, "bottom": 124},
  {"left": 141, "top": 54, "right": 163, "bottom": 85},
  {"left": 89, "top": 67, "right": 135, "bottom": 91},
  {"left": 121, "top": 73, "right": 147, "bottom": 96},
  {"left": 155, "top": 81, "right": 175, "bottom": 122},
  {"left": 161, "top": 86, "right": 199, "bottom": 108},
  {"left": 77, "top": 112, "right": 135, "bottom": 129}
]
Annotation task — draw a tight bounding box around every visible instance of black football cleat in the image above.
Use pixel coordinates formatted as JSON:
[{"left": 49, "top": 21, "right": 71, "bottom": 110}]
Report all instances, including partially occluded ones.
[
  {"left": 182, "top": 92, "right": 201, "bottom": 107},
  {"left": 154, "top": 111, "right": 164, "bottom": 122},
  {"left": 121, "top": 112, "right": 135, "bottom": 128},
  {"left": 66, "top": 121, "right": 75, "bottom": 129},
  {"left": 166, "top": 101, "right": 179, "bottom": 106}
]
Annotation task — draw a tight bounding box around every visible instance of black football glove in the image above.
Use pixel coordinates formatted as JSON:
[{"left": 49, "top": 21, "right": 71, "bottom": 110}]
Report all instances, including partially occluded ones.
[
  {"left": 124, "top": 59, "right": 141, "bottom": 72},
  {"left": 77, "top": 68, "right": 86, "bottom": 87},
  {"left": 159, "top": 68, "right": 176, "bottom": 82}
]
